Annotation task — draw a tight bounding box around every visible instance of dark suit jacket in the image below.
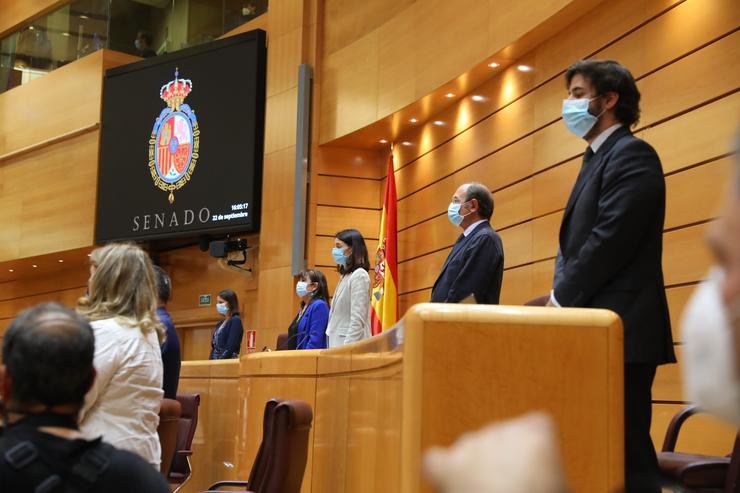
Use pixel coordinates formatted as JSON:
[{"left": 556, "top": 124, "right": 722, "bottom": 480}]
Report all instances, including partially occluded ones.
[
  {"left": 431, "top": 221, "right": 504, "bottom": 304},
  {"left": 209, "top": 315, "right": 244, "bottom": 359},
  {"left": 554, "top": 126, "right": 676, "bottom": 364}
]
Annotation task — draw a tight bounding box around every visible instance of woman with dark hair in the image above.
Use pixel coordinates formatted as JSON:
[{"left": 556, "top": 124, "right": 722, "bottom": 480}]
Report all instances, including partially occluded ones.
[
  {"left": 288, "top": 269, "right": 330, "bottom": 350},
  {"left": 325, "top": 229, "right": 371, "bottom": 348},
  {"left": 209, "top": 288, "right": 244, "bottom": 359}
]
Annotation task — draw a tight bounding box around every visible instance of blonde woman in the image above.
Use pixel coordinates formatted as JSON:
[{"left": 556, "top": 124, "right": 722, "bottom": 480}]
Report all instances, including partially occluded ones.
[{"left": 77, "top": 243, "right": 165, "bottom": 468}]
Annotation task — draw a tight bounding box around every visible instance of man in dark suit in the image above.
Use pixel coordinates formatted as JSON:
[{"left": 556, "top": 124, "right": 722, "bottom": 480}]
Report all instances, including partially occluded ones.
[
  {"left": 431, "top": 182, "right": 504, "bottom": 304},
  {"left": 549, "top": 60, "right": 676, "bottom": 492}
]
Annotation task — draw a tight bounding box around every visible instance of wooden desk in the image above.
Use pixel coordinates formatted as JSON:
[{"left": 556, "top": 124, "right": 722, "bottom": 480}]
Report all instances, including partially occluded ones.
[{"left": 179, "top": 304, "right": 624, "bottom": 492}]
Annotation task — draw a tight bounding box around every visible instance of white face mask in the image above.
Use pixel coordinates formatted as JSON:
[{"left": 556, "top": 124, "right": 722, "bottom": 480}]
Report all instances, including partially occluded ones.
[{"left": 681, "top": 267, "right": 740, "bottom": 425}]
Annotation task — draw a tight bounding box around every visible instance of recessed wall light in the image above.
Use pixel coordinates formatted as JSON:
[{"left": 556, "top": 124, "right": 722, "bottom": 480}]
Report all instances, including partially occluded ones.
[
  {"left": 8, "top": 269, "right": 14, "bottom": 273},
  {"left": 379, "top": 139, "right": 388, "bottom": 144},
  {"left": 488, "top": 62, "right": 500, "bottom": 68},
  {"left": 401, "top": 141, "right": 413, "bottom": 146},
  {"left": 444, "top": 92, "right": 455, "bottom": 98},
  {"left": 471, "top": 95, "right": 486, "bottom": 102},
  {"left": 517, "top": 64, "right": 533, "bottom": 72},
  {"left": 62, "top": 32, "right": 70, "bottom": 37},
  {"left": 409, "top": 118, "right": 418, "bottom": 123},
  {"left": 79, "top": 14, "right": 89, "bottom": 19},
  {"left": 29, "top": 25, "right": 35, "bottom": 30},
  {"left": 433, "top": 120, "right": 445, "bottom": 126},
  {"left": 32, "top": 264, "right": 38, "bottom": 268},
  {"left": 58, "top": 259, "right": 64, "bottom": 263}
]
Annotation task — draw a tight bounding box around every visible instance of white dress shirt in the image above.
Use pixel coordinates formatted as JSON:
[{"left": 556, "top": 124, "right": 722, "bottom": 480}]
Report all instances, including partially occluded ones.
[
  {"left": 80, "top": 318, "right": 164, "bottom": 467},
  {"left": 463, "top": 219, "right": 486, "bottom": 237}
]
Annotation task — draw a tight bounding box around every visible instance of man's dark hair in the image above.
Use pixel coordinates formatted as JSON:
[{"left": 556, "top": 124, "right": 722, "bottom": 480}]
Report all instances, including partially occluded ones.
[
  {"left": 336, "top": 229, "right": 371, "bottom": 275},
  {"left": 218, "top": 288, "right": 240, "bottom": 316},
  {"left": 565, "top": 60, "right": 641, "bottom": 127},
  {"left": 3, "top": 303, "right": 94, "bottom": 408},
  {"left": 464, "top": 182, "right": 494, "bottom": 220},
  {"left": 136, "top": 30, "right": 153, "bottom": 46},
  {"left": 153, "top": 265, "right": 171, "bottom": 303}
]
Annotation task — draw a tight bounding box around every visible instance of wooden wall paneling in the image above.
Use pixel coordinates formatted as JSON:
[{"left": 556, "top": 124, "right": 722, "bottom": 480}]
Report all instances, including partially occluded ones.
[
  {"left": 314, "top": 175, "right": 381, "bottom": 209},
  {"left": 653, "top": 346, "right": 683, "bottom": 402},
  {"left": 0, "top": 286, "right": 83, "bottom": 319},
  {"left": 312, "top": 373, "right": 351, "bottom": 492},
  {"left": 665, "top": 284, "right": 697, "bottom": 344},
  {"left": 662, "top": 222, "right": 714, "bottom": 287},
  {"left": 531, "top": 258, "right": 557, "bottom": 300},
  {"left": 490, "top": 179, "right": 533, "bottom": 231},
  {"left": 664, "top": 157, "right": 731, "bottom": 230},
  {"left": 0, "top": 131, "right": 99, "bottom": 262},
  {"left": 532, "top": 158, "right": 580, "bottom": 217},
  {"left": 396, "top": 137, "right": 534, "bottom": 231},
  {"left": 532, "top": 211, "right": 564, "bottom": 262},
  {"left": 313, "top": 146, "right": 386, "bottom": 178},
  {"left": 314, "top": 206, "right": 380, "bottom": 238},
  {"left": 651, "top": 403, "right": 737, "bottom": 457},
  {"left": 398, "top": 289, "right": 432, "bottom": 318},
  {"left": 397, "top": 249, "right": 449, "bottom": 295},
  {"left": 498, "top": 221, "right": 533, "bottom": 269},
  {"left": 638, "top": 30, "right": 740, "bottom": 126},
  {"left": 255, "top": 266, "right": 297, "bottom": 350},
  {"left": 397, "top": 215, "right": 457, "bottom": 262},
  {"left": 643, "top": 92, "right": 740, "bottom": 175},
  {"left": 500, "top": 264, "right": 533, "bottom": 305}
]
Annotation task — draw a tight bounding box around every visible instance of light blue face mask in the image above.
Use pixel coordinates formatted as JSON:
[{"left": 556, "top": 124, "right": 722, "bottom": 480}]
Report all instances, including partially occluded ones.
[
  {"left": 447, "top": 201, "right": 470, "bottom": 227},
  {"left": 216, "top": 302, "right": 229, "bottom": 315},
  {"left": 332, "top": 247, "right": 348, "bottom": 266},
  {"left": 296, "top": 281, "right": 309, "bottom": 297},
  {"left": 562, "top": 97, "right": 602, "bottom": 138}
]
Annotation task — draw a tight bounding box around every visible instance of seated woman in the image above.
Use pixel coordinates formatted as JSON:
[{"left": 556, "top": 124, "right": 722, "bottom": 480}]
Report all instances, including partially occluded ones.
[
  {"left": 209, "top": 289, "right": 244, "bottom": 359},
  {"left": 77, "top": 243, "right": 165, "bottom": 468},
  {"left": 293, "top": 269, "right": 330, "bottom": 350}
]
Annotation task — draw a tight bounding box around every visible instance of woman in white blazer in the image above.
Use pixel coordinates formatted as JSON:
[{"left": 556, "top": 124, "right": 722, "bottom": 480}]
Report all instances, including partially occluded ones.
[{"left": 326, "top": 229, "right": 371, "bottom": 348}]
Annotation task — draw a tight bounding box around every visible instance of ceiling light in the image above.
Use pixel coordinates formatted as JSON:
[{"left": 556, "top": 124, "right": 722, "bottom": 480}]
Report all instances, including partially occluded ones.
[
  {"left": 433, "top": 120, "right": 445, "bottom": 126},
  {"left": 29, "top": 25, "right": 35, "bottom": 30},
  {"left": 488, "top": 62, "right": 500, "bottom": 68},
  {"left": 444, "top": 92, "right": 455, "bottom": 98},
  {"left": 379, "top": 139, "right": 388, "bottom": 144},
  {"left": 401, "top": 141, "right": 413, "bottom": 146},
  {"left": 32, "top": 264, "right": 38, "bottom": 268},
  {"left": 471, "top": 95, "right": 486, "bottom": 102},
  {"left": 62, "top": 32, "right": 70, "bottom": 37},
  {"left": 58, "top": 259, "right": 64, "bottom": 263},
  {"left": 409, "top": 118, "right": 418, "bottom": 123},
  {"left": 517, "top": 64, "right": 533, "bottom": 72},
  {"left": 8, "top": 269, "right": 14, "bottom": 272},
  {"left": 79, "top": 14, "right": 89, "bottom": 19}
]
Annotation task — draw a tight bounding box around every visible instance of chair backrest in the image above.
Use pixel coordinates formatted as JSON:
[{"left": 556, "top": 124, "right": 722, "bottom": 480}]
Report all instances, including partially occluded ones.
[
  {"left": 247, "top": 398, "right": 283, "bottom": 491},
  {"left": 170, "top": 393, "right": 201, "bottom": 477},
  {"left": 158, "top": 397, "right": 182, "bottom": 476},
  {"left": 276, "top": 333, "right": 290, "bottom": 351},
  {"left": 261, "top": 400, "right": 313, "bottom": 493},
  {"left": 524, "top": 294, "right": 550, "bottom": 306}
]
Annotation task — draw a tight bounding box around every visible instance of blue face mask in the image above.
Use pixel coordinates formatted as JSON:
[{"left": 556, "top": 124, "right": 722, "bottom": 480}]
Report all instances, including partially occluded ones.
[
  {"left": 332, "top": 247, "right": 349, "bottom": 266},
  {"left": 296, "top": 281, "right": 309, "bottom": 297},
  {"left": 216, "top": 302, "right": 229, "bottom": 315},
  {"left": 447, "top": 201, "right": 470, "bottom": 227},
  {"left": 562, "top": 97, "right": 602, "bottom": 138}
]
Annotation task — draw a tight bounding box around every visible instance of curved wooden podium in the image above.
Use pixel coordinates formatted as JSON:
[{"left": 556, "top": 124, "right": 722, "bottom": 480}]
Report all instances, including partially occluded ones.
[{"left": 178, "top": 303, "right": 624, "bottom": 492}]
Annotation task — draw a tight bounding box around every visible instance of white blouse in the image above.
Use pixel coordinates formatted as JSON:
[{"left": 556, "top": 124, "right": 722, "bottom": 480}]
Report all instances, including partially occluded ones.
[{"left": 80, "top": 318, "right": 164, "bottom": 467}]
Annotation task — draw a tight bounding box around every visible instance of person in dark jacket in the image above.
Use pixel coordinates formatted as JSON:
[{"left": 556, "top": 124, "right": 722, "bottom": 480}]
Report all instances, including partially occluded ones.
[
  {"left": 209, "top": 289, "right": 244, "bottom": 359},
  {"left": 153, "top": 266, "right": 181, "bottom": 399},
  {"left": 548, "top": 59, "right": 676, "bottom": 492},
  {"left": 431, "top": 182, "right": 504, "bottom": 304}
]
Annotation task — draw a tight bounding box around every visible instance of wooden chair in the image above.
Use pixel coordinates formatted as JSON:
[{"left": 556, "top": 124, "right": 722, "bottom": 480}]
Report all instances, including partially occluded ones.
[
  {"left": 658, "top": 406, "right": 739, "bottom": 492},
  {"left": 202, "top": 398, "right": 313, "bottom": 493},
  {"left": 168, "top": 393, "right": 201, "bottom": 492},
  {"left": 157, "top": 398, "right": 182, "bottom": 477}
]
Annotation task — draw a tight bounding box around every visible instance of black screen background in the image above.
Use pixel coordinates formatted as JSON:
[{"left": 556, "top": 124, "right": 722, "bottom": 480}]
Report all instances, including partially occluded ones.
[{"left": 95, "top": 30, "right": 266, "bottom": 243}]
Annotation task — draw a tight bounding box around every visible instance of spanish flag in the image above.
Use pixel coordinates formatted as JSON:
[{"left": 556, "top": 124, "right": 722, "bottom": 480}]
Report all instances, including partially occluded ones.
[{"left": 370, "top": 152, "right": 399, "bottom": 335}]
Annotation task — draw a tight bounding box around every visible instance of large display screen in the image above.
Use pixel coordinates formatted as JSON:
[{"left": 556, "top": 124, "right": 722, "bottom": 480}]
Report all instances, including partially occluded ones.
[{"left": 95, "top": 30, "right": 266, "bottom": 243}]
